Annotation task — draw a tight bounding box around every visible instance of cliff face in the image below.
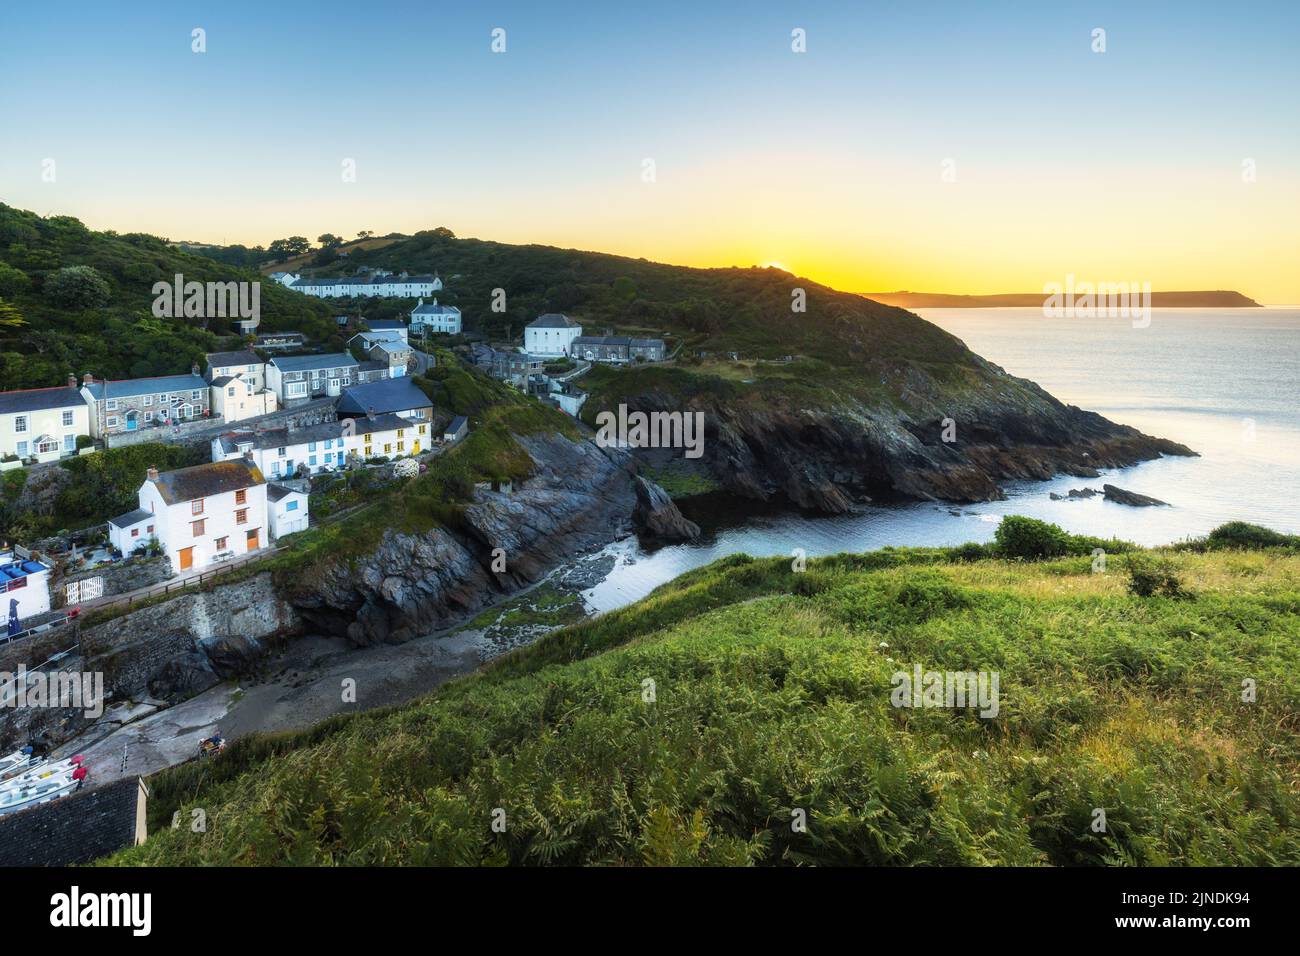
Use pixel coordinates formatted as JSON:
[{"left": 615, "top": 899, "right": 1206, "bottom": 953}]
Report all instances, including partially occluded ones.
[
  {"left": 600, "top": 355, "right": 1194, "bottom": 512},
  {"left": 287, "top": 433, "right": 691, "bottom": 646}
]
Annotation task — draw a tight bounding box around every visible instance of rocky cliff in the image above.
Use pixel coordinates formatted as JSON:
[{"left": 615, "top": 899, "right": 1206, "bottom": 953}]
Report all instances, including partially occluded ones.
[{"left": 596, "top": 354, "right": 1194, "bottom": 512}]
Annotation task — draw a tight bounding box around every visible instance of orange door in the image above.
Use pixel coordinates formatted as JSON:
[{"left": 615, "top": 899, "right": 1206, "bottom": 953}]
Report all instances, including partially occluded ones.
[
  {"left": 178, "top": 547, "right": 194, "bottom": 571},
  {"left": 246, "top": 528, "right": 259, "bottom": 550}
]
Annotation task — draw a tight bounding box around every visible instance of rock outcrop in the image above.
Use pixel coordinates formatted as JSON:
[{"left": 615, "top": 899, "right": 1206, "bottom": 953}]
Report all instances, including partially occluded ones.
[
  {"left": 1102, "top": 484, "right": 1169, "bottom": 507},
  {"left": 632, "top": 476, "right": 701, "bottom": 543}
]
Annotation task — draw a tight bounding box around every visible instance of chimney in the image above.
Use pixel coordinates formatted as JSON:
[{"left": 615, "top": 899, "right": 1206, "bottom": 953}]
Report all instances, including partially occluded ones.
[
  {"left": 67, "top": 374, "right": 77, "bottom": 388},
  {"left": 82, "top": 372, "right": 94, "bottom": 387},
  {"left": 146, "top": 466, "right": 159, "bottom": 482}
]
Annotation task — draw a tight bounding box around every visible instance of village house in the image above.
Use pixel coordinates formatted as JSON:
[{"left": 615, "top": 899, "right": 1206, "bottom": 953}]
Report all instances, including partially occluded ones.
[
  {"left": 0, "top": 546, "right": 53, "bottom": 624},
  {"left": 348, "top": 331, "right": 412, "bottom": 377},
  {"left": 469, "top": 344, "right": 546, "bottom": 386},
  {"left": 107, "top": 507, "right": 156, "bottom": 557},
  {"left": 442, "top": 416, "right": 468, "bottom": 443},
  {"left": 410, "top": 299, "right": 462, "bottom": 335},
  {"left": 80, "top": 370, "right": 211, "bottom": 439},
  {"left": 0, "top": 380, "right": 91, "bottom": 462},
  {"left": 109, "top": 460, "right": 269, "bottom": 574},
  {"left": 254, "top": 331, "right": 307, "bottom": 351},
  {"left": 290, "top": 272, "right": 441, "bottom": 299},
  {"left": 265, "top": 353, "right": 361, "bottom": 405},
  {"left": 524, "top": 314, "right": 583, "bottom": 356},
  {"left": 205, "top": 349, "right": 277, "bottom": 424},
  {"left": 269, "top": 272, "right": 300, "bottom": 287},
  {"left": 358, "top": 319, "right": 408, "bottom": 344},
  {"left": 268, "top": 484, "right": 309, "bottom": 538},
  {"left": 570, "top": 335, "right": 667, "bottom": 364},
  {"left": 212, "top": 413, "right": 429, "bottom": 477},
  {"left": 336, "top": 377, "right": 434, "bottom": 424}
]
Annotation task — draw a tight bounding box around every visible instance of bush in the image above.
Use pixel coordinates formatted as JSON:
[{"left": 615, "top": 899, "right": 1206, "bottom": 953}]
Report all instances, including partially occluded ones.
[
  {"left": 948, "top": 541, "right": 991, "bottom": 563},
  {"left": 994, "top": 515, "right": 1070, "bottom": 560},
  {"left": 75, "top": 434, "right": 94, "bottom": 449},
  {"left": 1205, "top": 522, "right": 1299, "bottom": 551},
  {"left": 1126, "top": 555, "right": 1188, "bottom": 598},
  {"left": 43, "top": 265, "right": 112, "bottom": 309}
]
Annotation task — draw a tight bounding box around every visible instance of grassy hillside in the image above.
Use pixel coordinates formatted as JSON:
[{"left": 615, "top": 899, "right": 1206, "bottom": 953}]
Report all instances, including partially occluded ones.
[
  {"left": 108, "top": 522, "right": 1300, "bottom": 866},
  {"left": 0, "top": 204, "right": 338, "bottom": 390}
]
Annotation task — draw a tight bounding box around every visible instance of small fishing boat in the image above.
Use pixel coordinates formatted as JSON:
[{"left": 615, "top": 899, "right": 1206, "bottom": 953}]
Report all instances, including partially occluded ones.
[
  {"left": 0, "top": 746, "right": 44, "bottom": 781},
  {"left": 0, "top": 753, "right": 83, "bottom": 791},
  {"left": 0, "top": 762, "right": 87, "bottom": 816}
]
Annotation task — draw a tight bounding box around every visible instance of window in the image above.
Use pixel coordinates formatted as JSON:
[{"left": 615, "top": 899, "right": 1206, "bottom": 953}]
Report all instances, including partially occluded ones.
[
  {"left": 308, "top": 442, "right": 316, "bottom": 452},
  {"left": 215, "top": 536, "right": 228, "bottom": 550},
  {"left": 191, "top": 518, "right": 205, "bottom": 536},
  {"left": 62, "top": 410, "right": 74, "bottom": 427},
  {"left": 106, "top": 399, "right": 118, "bottom": 411},
  {"left": 324, "top": 452, "right": 333, "bottom": 463},
  {"left": 143, "top": 395, "right": 153, "bottom": 406},
  {"left": 146, "top": 525, "right": 154, "bottom": 534},
  {"left": 192, "top": 499, "right": 204, "bottom": 515},
  {"left": 159, "top": 393, "right": 169, "bottom": 402},
  {"left": 308, "top": 455, "right": 317, "bottom": 467},
  {"left": 288, "top": 382, "right": 308, "bottom": 397},
  {"left": 397, "top": 442, "right": 404, "bottom": 452},
  {"left": 106, "top": 416, "right": 118, "bottom": 428},
  {"left": 397, "top": 429, "right": 405, "bottom": 438},
  {"left": 14, "top": 416, "right": 26, "bottom": 433},
  {"left": 277, "top": 447, "right": 286, "bottom": 457},
  {"left": 364, "top": 445, "right": 372, "bottom": 456},
  {"left": 364, "top": 434, "right": 372, "bottom": 442},
  {"left": 192, "top": 390, "right": 202, "bottom": 400},
  {"left": 227, "top": 387, "right": 236, "bottom": 397},
  {"left": 384, "top": 443, "right": 392, "bottom": 454},
  {"left": 235, "top": 509, "right": 248, "bottom": 525},
  {"left": 418, "top": 425, "right": 426, "bottom": 434},
  {"left": 15, "top": 441, "right": 27, "bottom": 458},
  {"left": 131, "top": 528, "right": 140, "bottom": 538},
  {"left": 235, "top": 489, "right": 246, "bottom": 505},
  {"left": 286, "top": 500, "right": 299, "bottom": 512}
]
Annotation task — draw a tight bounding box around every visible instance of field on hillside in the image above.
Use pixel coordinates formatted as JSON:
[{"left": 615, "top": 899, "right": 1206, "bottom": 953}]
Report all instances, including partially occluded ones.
[{"left": 108, "top": 528, "right": 1300, "bottom": 866}]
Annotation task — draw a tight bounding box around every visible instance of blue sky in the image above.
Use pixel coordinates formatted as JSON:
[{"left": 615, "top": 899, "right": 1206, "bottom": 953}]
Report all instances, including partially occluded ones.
[{"left": 2, "top": 1, "right": 1297, "bottom": 298}]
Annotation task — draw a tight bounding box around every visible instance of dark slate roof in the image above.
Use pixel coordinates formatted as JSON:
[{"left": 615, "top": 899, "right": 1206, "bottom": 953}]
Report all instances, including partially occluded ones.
[
  {"left": 336, "top": 378, "right": 432, "bottom": 416},
  {"left": 267, "top": 483, "right": 303, "bottom": 503},
  {"left": 572, "top": 335, "right": 666, "bottom": 348},
  {"left": 528, "top": 313, "right": 579, "bottom": 329},
  {"left": 357, "top": 360, "right": 389, "bottom": 372},
  {"left": 205, "top": 350, "right": 261, "bottom": 369},
  {"left": 83, "top": 374, "right": 207, "bottom": 401},
  {"left": 268, "top": 352, "right": 358, "bottom": 373},
  {"left": 412, "top": 302, "right": 460, "bottom": 315},
  {"left": 0, "top": 776, "right": 143, "bottom": 867},
  {"left": 217, "top": 420, "right": 341, "bottom": 453},
  {"left": 151, "top": 459, "right": 265, "bottom": 505},
  {"left": 364, "top": 319, "right": 406, "bottom": 330},
  {"left": 255, "top": 332, "right": 305, "bottom": 343},
  {"left": 0, "top": 386, "right": 88, "bottom": 415},
  {"left": 108, "top": 508, "right": 152, "bottom": 529},
  {"left": 210, "top": 375, "right": 237, "bottom": 387},
  {"left": 445, "top": 416, "right": 468, "bottom": 433}
]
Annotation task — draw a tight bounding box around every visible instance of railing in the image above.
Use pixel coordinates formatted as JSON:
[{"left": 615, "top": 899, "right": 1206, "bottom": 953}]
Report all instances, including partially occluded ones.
[
  {"left": 0, "top": 613, "right": 71, "bottom": 646},
  {"left": 77, "top": 546, "right": 285, "bottom": 615}
]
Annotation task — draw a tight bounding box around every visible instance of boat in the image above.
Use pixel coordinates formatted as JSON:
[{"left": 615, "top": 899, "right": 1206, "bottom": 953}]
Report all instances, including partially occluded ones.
[
  {"left": 0, "top": 763, "right": 87, "bottom": 816},
  {"left": 0, "top": 754, "right": 83, "bottom": 791},
  {"left": 0, "top": 746, "right": 44, "bottom": 781}
]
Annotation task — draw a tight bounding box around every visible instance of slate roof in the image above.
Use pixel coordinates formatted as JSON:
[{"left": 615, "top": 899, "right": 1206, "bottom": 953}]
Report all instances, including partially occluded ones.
[
  {"left": 528, "top": 313, "right": 579, "bottom": 329},
  {"left": 150, "top": 459, "right": 265, "bottom": 505},
  {"left": 108, "top": 508, "right": 152, "bottom": 529},
  {"left": 267, "top": 483, "right": 303, "bottom": 503},
  {"left": 268, "top": 352, "right": 359, "bottom": 373},
  {"left": 364, "top": 319, "right": 406, "bottom": 330},
  {"left": 217, "top": 420, "right": 342, "bottom": 453},
  {"left": 0, "top": 776, "right": 144, "bottom": 867},
  {"left": 83, "top": 374, "right": 207, "bottom": 401},
  {"left": 572, "top": 335, "right": 666, "bottom": 348},
  {"left": 412, "top": 302, "right": 460, "bottom": 315},
  {"left": 0, "top": 386, "right": 87, "bottom": 416},
  {"left": 205, "top": 350, "right": 261, "bottom": 369},
  {"left": 445, "top": 416, "right": 469, "bottom": 435},
  {"left": 336, "top": 378, "right": 432, "bottom": 416}
]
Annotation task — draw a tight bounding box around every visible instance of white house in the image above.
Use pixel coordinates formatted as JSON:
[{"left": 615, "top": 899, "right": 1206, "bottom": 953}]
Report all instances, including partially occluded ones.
[
  {"left": 112, "top": 460, "right": 269, "bottom": 574},
  {"left": 269, "top": 272, "right": 300, "bottom": 287},
  {"left": 205, "top": 349, "right": 276, "bottom": 423},
  {"left": 107, "top": 507, "right": 156, "bottom": 557},
  {"left": 0, "top": 380, "right": 91, "bottom": 463},
  {"left": 289, "top": 273, "right": 440, "bottom": 299},
  {"left": 267, "top": 484, "right": 309, "bottom": 538},
  {"left": 524, "top": 314, "right": 582, "bottom": 356},
  {"left": 211, "top": 413, "right": 429, "bottom": 477},
  {"left": 410, "top": 299, "right": 462, "bottom": 335},
  {"left": 0, "top": 548, "right": 52, "bottom": 623}
]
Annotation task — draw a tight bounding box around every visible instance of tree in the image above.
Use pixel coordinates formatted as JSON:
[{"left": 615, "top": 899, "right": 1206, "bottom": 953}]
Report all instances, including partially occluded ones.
[
  {"left": 317, "top": 233, "right": 343, "bottom": 250},
  {"left": 43, "top": 265, "right": 111, "bottom": 309},
  {"left": 0, "top": 262, "right": 30, "bottom": 298},
  {"left": 267, "top": 236, "right": 310, "bottom": 262},
  {"left": 0, "top": 297, "right": 26, "bottom": 336},
  {"left": 357, "top": 230, "right": 374, "bottom": 240}
]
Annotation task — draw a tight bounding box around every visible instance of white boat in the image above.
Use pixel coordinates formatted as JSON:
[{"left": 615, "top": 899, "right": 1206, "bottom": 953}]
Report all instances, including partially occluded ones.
[
  {"left": 0, "top": 747, "right": 44, "bottom": 781},
  {"left": 0, "top": 765, "right": 83, "bottom": 816},
  {"left": 0, "top": 754, "right": 83, "bottom": 792}
]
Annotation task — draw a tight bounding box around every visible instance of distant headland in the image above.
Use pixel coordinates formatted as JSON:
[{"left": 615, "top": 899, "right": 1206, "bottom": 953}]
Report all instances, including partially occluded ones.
[{"left": 862, "top": 290, "right": 1262, "bottom": 309}]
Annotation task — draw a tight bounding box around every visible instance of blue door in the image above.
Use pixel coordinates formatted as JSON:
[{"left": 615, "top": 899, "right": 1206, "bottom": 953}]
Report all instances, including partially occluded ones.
[{"left": 125, "top": 410, "right": 138, "bottom": 431}]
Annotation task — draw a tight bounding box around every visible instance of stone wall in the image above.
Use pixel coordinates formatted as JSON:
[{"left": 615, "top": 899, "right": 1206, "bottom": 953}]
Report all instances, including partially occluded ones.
[
  {"left": 105, "top": 397, "right": 338, "bottom": 450},
  {"left": 52, "top": 555, "right": 172, "bottom": 608}
]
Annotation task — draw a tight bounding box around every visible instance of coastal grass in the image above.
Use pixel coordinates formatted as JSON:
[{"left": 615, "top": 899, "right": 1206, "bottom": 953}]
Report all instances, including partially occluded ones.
[{"left": 108, "top": 526, "right": 1300, "bottom": 867}]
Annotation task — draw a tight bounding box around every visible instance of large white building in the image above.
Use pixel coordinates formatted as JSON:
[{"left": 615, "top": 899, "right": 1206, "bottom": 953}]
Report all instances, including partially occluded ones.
[
  {"left": 410, "top": 299, "right": 462, "bottom": 335},
  {"left": 109, "top": 460, "right": 269, "bottom": 574},
  {"left": 0, "top": 381, "right": 90, "bottom": 463},
  {"left": 205, "top": 349, "right": 277, "bottom": 424},
  {"left": 524, "top": 314, "right": 582, "bottom": 356},
  {"left": 289, "top": 273, "right": 441, "bottom": 299},
  {"left": 211, "top": 413, "right": 430, "bottom": 478},
  {"left": 0, "top": 547, "right": 52, "bottom": 623}
]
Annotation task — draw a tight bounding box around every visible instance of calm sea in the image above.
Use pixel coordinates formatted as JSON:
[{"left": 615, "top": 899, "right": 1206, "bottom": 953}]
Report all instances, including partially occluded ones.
[{"left": 583, "top": 308, "right": 1300, "bottom": 613}]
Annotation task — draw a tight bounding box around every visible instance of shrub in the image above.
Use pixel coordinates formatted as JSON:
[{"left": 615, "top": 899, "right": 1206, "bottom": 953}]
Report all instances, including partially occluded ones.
[
  {"left": 1206, "top": 522, "right": 1299, "bottom": 551},
  {"left": 75, "top": 434, "right": 94, "bottom": 449},
  {"left": 1126, "top": 555, "right": 1188, "bottom": 598},
  {"left": 43, "top": 265, "right": 112, "bottom": 309},
  {"left": 948, "top": 541, "right": 990, "bottom": 562},
  {"left": 994, "top": 515, "right": 1070, "bottom": 560}
]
